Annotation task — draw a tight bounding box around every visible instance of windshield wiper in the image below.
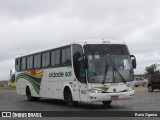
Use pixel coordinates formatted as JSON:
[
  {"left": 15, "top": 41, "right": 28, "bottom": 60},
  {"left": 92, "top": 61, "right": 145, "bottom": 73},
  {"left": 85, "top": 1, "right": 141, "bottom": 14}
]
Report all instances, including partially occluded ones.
[
  {"left": 112, "top": 61, "right": 126, "bottom": 83},
  {"left": 102, "top": 64, "right": 108, "bottom": 84},
  {"left": 102, "top": 49, "right": 126, "bottom": 84}
]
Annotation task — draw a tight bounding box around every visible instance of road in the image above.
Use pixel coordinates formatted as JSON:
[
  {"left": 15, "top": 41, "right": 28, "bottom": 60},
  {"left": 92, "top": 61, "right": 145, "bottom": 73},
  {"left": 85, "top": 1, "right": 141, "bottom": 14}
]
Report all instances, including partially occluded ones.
[{"left": 0, "top": 87, "right": 160, "bottom": 120}]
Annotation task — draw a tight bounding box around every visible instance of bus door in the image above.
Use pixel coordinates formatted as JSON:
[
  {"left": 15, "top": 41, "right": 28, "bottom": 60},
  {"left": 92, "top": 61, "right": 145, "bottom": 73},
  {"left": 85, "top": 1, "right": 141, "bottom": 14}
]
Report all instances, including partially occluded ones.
[
  {"left": 72, "top": 44, "right": 88, "bottom": 102},
  {"left": 77, "top": 68, "right": 88, "bottom": 102},
  {"left": 79, "top": 82, "right": 88, "bottom": 102},
  {"left": 72, "top": 79, "right": 80, "bottom": 101}
]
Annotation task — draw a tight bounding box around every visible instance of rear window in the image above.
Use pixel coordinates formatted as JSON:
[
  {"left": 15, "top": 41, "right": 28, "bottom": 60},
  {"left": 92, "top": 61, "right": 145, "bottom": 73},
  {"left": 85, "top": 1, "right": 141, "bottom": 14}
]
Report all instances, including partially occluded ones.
[{"left": 150, "top": 74, "right": 160, "bottom": 81}]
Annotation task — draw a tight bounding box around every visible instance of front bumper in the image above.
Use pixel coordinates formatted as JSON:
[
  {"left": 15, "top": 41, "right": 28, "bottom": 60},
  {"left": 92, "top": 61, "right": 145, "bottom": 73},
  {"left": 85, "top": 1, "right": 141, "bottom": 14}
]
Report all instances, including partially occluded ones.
[{"left": 88, "top": 90, "right": 134, "bottom": 102}]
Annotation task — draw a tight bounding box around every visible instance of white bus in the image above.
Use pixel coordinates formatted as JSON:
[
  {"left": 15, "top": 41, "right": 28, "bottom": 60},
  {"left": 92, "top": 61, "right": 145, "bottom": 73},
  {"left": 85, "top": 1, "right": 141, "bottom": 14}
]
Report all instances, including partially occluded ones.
[{"left": 15, "top": 39, "right": 136, "bottom": 106}]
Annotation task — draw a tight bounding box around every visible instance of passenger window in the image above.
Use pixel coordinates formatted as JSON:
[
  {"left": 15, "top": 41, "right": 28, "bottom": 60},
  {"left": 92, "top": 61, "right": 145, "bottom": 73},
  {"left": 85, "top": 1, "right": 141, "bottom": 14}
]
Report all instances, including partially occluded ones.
[
  {"left": 21, "top": 57, "right": 26, "bottom": 70},
  {"left": 27, "top": 56, "right": 33, "bottom": 69},
  {"left": 34, "top": 54, "right": 41, "bottom": 68},
  {"left": 51, "top": 49, "right": 60, "bottom": 66},
  {"left": 61, "top": 47, "right": 71, "bottom": 65},
  {"left": 15, "top": 58, "right": 21, "bottom": 71},
  {"left": 42, "top": 53, "right": 46, "bottom": 67},
  {"left": 42, "top": 52, "right": 50, "bottom": 67}
]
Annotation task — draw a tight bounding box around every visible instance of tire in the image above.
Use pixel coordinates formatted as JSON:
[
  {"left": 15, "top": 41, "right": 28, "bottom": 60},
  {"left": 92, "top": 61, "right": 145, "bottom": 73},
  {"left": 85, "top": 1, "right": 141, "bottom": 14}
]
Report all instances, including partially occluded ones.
[
  {"left": 143, "top": 83, "right": 146, "bottom": 87},
  {"left": 26, "top": 87, "right": 33, "bottom": 101},
  {"left": 26, "top": 87, "right": 39, "bottom": 101},
  {"left": 64, "top": 88, "right": 78, "bottom": 106},
  {"left": 102, "top": 101, "right": 112, "bottom": 106},
  {"left": 148, "top": 85, "right": 153, "bottom": 92}
]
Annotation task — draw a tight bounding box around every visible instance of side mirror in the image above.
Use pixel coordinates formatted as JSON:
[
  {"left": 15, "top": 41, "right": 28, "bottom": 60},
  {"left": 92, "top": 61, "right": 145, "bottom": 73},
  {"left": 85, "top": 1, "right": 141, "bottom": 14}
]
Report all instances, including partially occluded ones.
[{"left": 130, "top": 55, "right": 136, "bottom": 69}]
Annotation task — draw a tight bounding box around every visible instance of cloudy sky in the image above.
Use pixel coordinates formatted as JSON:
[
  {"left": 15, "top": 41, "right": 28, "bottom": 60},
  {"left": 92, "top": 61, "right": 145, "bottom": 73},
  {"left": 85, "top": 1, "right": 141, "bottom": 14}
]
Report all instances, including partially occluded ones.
[{"left": 0, "top": 0, "right": 160, "bottom": 80}]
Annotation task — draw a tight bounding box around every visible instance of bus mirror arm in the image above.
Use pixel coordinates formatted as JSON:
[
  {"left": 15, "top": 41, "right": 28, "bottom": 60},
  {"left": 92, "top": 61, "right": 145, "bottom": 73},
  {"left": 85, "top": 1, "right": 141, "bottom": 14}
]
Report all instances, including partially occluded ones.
[{"left": 130, "top": 55, "right": 136, "bottom": 69}]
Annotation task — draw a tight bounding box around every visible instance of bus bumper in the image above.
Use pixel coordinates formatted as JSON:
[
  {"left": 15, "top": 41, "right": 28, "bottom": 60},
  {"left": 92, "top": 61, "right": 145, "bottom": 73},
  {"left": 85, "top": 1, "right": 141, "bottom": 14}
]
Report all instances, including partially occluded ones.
[{"left": 88, "top": 90, "right": 134, "bottom": 102}]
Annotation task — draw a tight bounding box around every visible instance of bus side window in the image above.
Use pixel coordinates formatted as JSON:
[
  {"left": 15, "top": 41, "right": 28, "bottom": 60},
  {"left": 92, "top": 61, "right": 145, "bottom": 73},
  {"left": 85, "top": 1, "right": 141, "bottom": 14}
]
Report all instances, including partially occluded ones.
[
  {"left": 15, "top": 58, "right": 21, "bottom": 71},
  {"left": 27, "top": 56, "right": 33, "bottom": 70},
  {"left": 34, "top": 54, "right": 41, "bottom": 69},
  {"left": 42, "top": 51, "right": 50, "bottom": 68},
  {"left": 61, "top": 46, "right": 71, "bottom": 65},
  {"left": 21, "top": 57, "right": 27, "bottom": 70},
  {"left": 46, "top": 52, "right": 51, "bottom": 67},
  {"left": 51, "top": 49, "right": 60, "bottom": 66}
]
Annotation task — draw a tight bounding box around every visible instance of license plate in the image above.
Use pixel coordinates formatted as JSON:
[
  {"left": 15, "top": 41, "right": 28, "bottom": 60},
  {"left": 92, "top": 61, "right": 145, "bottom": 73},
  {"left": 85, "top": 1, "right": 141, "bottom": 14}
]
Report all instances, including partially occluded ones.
[{"left": 111, "top": 96, "right": 119, "bottom": 99}]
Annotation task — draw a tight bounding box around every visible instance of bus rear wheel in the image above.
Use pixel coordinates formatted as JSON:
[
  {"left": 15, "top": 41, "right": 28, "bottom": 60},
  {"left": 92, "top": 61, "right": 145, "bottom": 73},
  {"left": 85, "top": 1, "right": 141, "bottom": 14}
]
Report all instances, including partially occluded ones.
[
  {"left": 64, "top": 88, "right": 78, "bottom": 106},
  {"left": 102, "top": 101, "right": 112, "bottom": 106},
  {"left": 26, "top": 87, "right": 39, "bottom": 101}
]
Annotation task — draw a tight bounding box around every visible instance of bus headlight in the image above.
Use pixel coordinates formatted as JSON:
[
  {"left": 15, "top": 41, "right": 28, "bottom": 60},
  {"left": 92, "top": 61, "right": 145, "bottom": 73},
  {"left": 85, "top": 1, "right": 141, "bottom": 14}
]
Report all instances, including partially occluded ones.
[
  {"left": 89, "top": 89, "right": 102, "bottom": 93},
  {"left": 127, "top": 87, "right": 134, "bottom": 91},
  {"left": 126, "top": 82, "right": 134, "bottom": 87}
]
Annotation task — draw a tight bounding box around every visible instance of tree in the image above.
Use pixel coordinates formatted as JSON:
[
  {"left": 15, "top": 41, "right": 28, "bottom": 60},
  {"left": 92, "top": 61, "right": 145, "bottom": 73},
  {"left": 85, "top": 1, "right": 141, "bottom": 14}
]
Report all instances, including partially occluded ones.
[{"left": 145, "top": 63, "right": 159, "bottom": 76}]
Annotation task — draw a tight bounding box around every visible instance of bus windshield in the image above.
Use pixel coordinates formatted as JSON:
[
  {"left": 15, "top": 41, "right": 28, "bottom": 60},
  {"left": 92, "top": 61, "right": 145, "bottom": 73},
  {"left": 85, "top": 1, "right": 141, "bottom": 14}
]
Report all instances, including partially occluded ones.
[{"left": 84, "top": 44, "right": 134, "bottom": 83}]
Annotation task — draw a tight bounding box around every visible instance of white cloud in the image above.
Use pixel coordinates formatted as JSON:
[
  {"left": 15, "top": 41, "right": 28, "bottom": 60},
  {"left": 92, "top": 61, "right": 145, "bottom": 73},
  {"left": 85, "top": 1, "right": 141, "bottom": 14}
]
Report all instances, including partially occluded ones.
[
  {"left": 0, "top": 0, "right": 160, "bottom": 79},
  {"left": 0, "top": 59, "right": 14, "bottom": 80},
  {"left": 134, "top": 52, "right": 160, "bottom": 74}
]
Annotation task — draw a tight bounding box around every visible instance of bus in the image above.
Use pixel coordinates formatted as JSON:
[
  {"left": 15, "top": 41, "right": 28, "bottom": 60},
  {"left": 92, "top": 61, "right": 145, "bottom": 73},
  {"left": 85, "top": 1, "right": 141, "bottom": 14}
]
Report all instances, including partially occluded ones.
[
  {"left": 9, "top": 69, "right": 16, "bottom": 87},
  {"left": 15, "top": 39, "right": 136, "bottom": 106}
]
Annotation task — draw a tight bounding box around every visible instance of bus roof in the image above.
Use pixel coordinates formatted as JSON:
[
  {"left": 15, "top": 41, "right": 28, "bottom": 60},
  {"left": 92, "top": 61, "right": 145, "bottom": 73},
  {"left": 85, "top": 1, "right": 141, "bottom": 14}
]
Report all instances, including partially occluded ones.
[{"left": 16, "top": 39, "right": 126, "bottom": 58}]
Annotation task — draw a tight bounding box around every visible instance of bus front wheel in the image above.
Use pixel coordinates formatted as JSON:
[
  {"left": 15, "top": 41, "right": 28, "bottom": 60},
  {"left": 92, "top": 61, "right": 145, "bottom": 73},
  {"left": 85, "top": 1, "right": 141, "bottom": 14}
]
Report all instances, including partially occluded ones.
[
  {"left": 64, "top": 88, "right": 78, "bottom": 106},
  {"left": 102, "top": 101, "right": 112, "bottom": 106}
]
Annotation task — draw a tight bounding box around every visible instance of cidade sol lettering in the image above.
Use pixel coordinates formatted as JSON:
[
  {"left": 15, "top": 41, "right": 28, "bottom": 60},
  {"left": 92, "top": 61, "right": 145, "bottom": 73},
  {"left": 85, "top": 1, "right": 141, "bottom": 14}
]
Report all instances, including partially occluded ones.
[
  {"left": 49, "top": 71, "right": 72, "bottom": 78},
  {"left": 65, "top": 70, "right": 72, "bottom": 77},
  {"left": 49, "top": 71, "right": 64, "bottom": 77}
]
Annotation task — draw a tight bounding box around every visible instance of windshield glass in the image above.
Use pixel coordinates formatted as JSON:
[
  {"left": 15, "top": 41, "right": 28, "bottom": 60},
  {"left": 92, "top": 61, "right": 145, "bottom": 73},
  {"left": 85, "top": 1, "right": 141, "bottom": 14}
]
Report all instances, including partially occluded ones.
[{"left": 84, "top": 44, "right": 134, "bottom": 83}]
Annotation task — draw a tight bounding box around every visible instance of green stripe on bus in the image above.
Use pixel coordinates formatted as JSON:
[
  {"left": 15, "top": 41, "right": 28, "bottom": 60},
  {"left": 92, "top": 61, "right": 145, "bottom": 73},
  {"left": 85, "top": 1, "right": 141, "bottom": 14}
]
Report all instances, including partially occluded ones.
[{"left": 16, "top": 74, "right": 40, "bottom": 95}]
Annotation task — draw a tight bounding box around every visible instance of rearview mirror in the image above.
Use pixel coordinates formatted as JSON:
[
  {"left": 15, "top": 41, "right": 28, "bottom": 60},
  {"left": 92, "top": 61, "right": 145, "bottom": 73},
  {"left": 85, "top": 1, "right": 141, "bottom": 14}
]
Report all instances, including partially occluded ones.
[{"left": 130, "top": 55, "right": 136, "bottom": 69}]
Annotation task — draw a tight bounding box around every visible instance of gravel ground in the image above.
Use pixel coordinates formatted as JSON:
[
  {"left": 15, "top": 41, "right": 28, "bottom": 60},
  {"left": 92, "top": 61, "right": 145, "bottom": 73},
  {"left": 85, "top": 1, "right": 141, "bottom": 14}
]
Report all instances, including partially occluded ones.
[{"left": 0, "top": 86, "right": 159, "bottom": 120}]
